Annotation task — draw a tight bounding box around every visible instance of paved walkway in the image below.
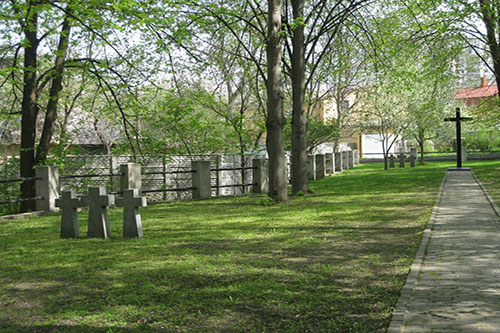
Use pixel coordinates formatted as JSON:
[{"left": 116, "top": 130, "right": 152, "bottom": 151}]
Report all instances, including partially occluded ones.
[{"left": 388, "top": 170, "right": 500, "bottom": 332}]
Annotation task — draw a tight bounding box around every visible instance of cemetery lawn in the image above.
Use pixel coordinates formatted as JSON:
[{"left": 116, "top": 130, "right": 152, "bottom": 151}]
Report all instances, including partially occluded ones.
[
  {"left": 468, "top": 160, "right": 500, "bottom": 207},
  {"left": 1, "top": 161, "right": 498, "bottom": 332}
]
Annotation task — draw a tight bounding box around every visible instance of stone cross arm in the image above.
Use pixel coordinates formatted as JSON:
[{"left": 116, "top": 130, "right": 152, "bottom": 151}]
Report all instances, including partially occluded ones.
[
  {"left": 116, "top": 189, "right": 147, "bottom": 208},
  {"left": 56, "top": 190, "right": 86, "bottom": 209},
  {"left": 80, "top": 187, "right": 115, "bottom": 207}
]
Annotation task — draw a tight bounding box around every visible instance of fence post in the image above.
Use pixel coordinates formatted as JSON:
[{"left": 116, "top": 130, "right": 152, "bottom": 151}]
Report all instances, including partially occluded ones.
[
  {"left": 353, "top": 150, "right": 360, "bottom": 165},
  {"left": 252, "top": 158, "right": 269, "bottom": 193},
  {"left": 348, "top": 151, "right": 354, "bottom": 168},
  {"left": 192, "top": 160, "right": 211, "bottom": 199},
  {"left": 325, "top": 153, "right": 334, "bottom": 175},
  {"left": 315, "top": 154, "right": 326, "bottom": 179},
  {"left": 334, "top": 152, "right": 343, "bottom": 172},
  {"left": 162, "top": 156, "right": 167, "bottom": 201},
  {"left": 342, "top": 151, "right": 349, "bottom": 170},
  {"left": 35, "top": 166, "right": 59, "bottom": 212},
  {"left": 215, "top": 157, "right": 221, "bottom": 197},
  {"left": 120, "top": 163, "right": 142, "bottom": 192},
  {"left": 109, "top": 156, "right": 118, "bottom": 192},
  {"left": 307, "top": 155, "right": 316, "bottom": 180}
]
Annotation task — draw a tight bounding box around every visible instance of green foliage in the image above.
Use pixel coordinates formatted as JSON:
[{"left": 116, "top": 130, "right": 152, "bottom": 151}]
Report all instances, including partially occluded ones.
[
  {"left": 464, "top": 129, "right": 500, "bottom": 151},
  {"left": 283, "top": 116, "right": 340, "bottom": 152},
  {"left": 136, "top": 88, "right": 238, "bottom": 156},
  {"left": 0, "top": 156, "right": 20, "bottom": 215},
  {"left": 258, "top": 197, "right": 274, "bottom": 206}
]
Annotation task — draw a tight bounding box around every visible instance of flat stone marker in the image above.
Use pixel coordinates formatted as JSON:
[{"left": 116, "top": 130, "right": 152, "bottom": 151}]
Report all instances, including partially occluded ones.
[
  {"left": 82, "top": 186, "right": 115, "bottom": 239},
  {"left": 56, "top": 190, "right": 85, "bottom": 238},
  {"left": 116, "top": 189, "right": 147, "bottom": 238}
]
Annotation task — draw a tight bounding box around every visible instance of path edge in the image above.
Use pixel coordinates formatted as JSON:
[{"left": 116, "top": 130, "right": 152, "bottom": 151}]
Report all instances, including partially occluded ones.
[
  {"left": 386, "top": 171, "right": 448, "bottom": 332},
  {"left": 471, "top": 171, "right": 500, "bottom": 218}
]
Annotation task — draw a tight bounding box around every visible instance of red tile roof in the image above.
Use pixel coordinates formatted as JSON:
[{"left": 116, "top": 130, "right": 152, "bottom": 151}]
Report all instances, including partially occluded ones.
[{"left": 454, "top": 85, "right": 498, "bottom": 99}]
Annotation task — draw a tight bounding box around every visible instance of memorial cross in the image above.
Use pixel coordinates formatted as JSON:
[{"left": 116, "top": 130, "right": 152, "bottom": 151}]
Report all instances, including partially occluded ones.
[
  {"left": 55, "top": 190, "right": 85, "bottom": 238},
  {"left": 444, "top": 108, "right": 472, "bottom": 169},
  {"left": 81, "top": 186, "right": 115, "bottom": 239},
  {"left": 116, "top": 189, "right": 147, "bottom": 238}
]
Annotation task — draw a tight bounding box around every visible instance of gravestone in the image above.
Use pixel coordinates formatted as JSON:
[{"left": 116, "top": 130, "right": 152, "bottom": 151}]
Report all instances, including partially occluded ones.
[
  {"left": 389, "top": 154, "right": 395, "bottom": 168},
  {"left": 56, "top": 190, "right": 85, "bottom": 238},
  {"left": 82, "top": 186, "right": 115, "bottom": 239},
  {"left": 116, "top": 189, "right": 147, "bottom": 238},
  {"left": 399, "top": 154, "right": 405, "bottom": 168},
  {"left": 410, "top": 155, "right": 416, "bottom": 168}
]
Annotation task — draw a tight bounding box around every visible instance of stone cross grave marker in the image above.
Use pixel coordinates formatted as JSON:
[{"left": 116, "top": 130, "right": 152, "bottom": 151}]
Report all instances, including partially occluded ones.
[
  {"left": 56, "top": 190, "right": 85, "bottom": 238},
  {"left": 82, "top": 186, "right": 115, "bottom": 239},
  {"left": 444, "top": 108, "right": 472, "bottom": 170},
  {"left": 116, "top": 189, "right": 147, "bottom": 238}
]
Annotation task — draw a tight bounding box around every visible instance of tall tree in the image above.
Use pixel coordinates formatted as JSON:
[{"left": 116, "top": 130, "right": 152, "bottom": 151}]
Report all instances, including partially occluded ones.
[
  {"left": 1, "top": 0, "right": 170, "bottom": 211},
  {"left": 285, "top": 0, "right": 368, "bottom": 195},
  {"left": 266, "top": 0, "right": 288, "bottom": 201},
  {"left": 478, "top": 0, "right": 500, "bottom": 97}
]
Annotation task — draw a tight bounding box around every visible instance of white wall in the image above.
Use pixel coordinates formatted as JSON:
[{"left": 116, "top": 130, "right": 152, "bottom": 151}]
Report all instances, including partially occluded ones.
[{"left": 361, "top": 133, "right": 399, "bottom": 158}]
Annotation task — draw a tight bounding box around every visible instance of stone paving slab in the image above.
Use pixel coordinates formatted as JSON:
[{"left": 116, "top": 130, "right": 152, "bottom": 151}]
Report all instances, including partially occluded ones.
[{"left": 388, "top": 170, "right": 500, "bottom": 332}]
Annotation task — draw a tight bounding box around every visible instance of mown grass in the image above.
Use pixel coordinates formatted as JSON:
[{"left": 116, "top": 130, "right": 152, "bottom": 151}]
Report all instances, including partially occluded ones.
[
  {"left": 468, "top": 160, "right": 500, "bottom": 207},
  {"left": 2, "top": 161, "right": 496, "bottom": 332}
]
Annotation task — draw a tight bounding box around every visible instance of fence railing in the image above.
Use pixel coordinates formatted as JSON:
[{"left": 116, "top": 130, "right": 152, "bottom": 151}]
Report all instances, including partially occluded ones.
[
  {"left": 0, "top": 176, "right": 42, "bottom": 212},
  {"left": 1, "top": 150, "right": 360, "bottom": 215}
]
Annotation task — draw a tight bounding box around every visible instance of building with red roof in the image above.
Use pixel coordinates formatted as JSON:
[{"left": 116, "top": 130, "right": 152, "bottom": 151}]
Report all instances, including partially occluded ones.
[{"left": 454, "top": 77, "right": 498, "bottom": 107}]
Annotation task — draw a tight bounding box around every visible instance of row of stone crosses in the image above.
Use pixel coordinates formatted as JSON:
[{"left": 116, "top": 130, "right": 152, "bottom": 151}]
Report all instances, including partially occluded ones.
[{"left": 56, "top": 187, "right": 146, "bottom": 239}]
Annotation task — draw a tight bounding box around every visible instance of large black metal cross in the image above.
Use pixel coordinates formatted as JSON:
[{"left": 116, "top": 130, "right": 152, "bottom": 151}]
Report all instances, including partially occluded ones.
[{"left": 444, "top": 108, "right": 472, "bottom": 169}]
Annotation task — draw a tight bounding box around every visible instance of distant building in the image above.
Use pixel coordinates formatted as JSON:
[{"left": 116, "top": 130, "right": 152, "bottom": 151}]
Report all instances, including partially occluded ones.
[{"left": 454, "top": 77, "right": 498, "bottom": 107}]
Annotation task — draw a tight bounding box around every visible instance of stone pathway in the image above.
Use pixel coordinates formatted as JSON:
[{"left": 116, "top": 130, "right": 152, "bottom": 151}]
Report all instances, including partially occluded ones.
[{"left": 388, "top": 170, "right": 500, "bottom": 332}]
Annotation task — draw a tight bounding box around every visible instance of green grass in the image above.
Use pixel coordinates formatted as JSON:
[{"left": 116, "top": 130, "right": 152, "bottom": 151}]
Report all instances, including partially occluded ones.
[
  {"left": 0, "top": 161, "right": 497, "bottom": 332},
  {"left": 467, "top": 160, "right": 500, "bottom": 208}
]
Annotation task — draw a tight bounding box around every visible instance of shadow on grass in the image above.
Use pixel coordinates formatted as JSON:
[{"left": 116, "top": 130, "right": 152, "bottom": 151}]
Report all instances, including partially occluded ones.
[{"left": 0, "top": 162, "right": 459, "bottom": 332}]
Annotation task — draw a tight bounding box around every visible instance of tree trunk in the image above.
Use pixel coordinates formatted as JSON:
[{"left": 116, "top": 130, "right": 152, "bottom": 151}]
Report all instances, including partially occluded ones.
[
  {"left": 35, "top": 9, "right": 72, "bottom": 166},
  {"left": 20, "top": 6, "right": 39, "bottom": 212},
  {"left": 479, "top": 0, "right": 500, "bottom": 99},
  {"left": 382, "top": 138, "right": 388, "bottom": 170},
  {"left": 418, "top": 129, "right": 425, "bottom": 164},
  {"left": 290, "top": 0, "right": 308, "bottom": 196},
  {"left": 266, "top": 0, "right": 288, "bottom": 202}
]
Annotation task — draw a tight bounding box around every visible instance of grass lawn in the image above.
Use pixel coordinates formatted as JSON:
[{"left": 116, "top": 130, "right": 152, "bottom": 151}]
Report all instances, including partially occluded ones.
[
  {"left": 0, "top": 160, "right": 497, "bottom": 332},
  {"left": 469, "top": 160, "right": 500, "bottom": 208}
]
